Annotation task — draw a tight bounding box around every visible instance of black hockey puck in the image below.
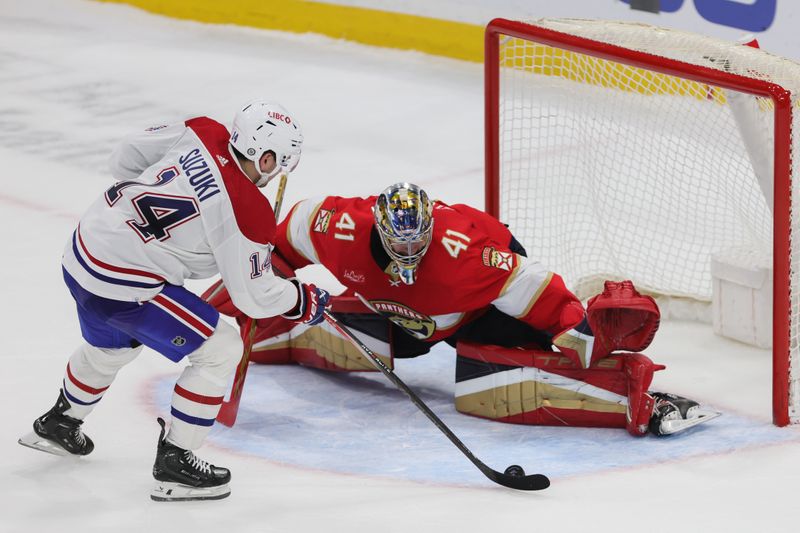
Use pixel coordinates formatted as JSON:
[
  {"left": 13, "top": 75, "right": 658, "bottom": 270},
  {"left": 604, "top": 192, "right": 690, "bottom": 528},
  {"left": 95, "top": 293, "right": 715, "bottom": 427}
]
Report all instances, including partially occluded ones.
[{"left": 504, "top": 465, "right": 525, "bottom": 477}]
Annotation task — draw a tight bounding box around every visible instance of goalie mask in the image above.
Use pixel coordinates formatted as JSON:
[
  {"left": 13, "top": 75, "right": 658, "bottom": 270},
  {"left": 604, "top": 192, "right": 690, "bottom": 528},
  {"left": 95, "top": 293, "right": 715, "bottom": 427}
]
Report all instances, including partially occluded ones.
[
  {"left": 374, "top": 183, "right": 434, "bottom": 285},
  {"left": 230, "top": 101, "right": 304, "bottom": 187}
]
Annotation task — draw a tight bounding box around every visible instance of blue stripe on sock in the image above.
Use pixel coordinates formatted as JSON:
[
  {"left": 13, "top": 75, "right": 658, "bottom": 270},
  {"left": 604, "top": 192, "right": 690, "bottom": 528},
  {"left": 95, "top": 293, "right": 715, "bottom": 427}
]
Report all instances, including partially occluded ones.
[
  {"left": 170, "top": 406, "right": 215, "bottom": 427},
  {"left": 62, "top": 380, "right": 103, "bottom": 406}
]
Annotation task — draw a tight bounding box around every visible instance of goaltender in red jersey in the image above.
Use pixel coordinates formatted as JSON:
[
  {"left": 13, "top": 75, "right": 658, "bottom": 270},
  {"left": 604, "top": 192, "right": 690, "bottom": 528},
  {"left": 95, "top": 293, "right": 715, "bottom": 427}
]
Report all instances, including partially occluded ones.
[{"left": 205, "top": 183, "right": 719, "bottom": 437}]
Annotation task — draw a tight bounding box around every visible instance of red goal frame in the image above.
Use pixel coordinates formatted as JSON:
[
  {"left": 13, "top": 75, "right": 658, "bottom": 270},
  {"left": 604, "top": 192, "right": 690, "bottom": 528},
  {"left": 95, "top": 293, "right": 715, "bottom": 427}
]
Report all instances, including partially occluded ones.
[{"left": 483, "top": 18, "right": 794, "bottom": 426}]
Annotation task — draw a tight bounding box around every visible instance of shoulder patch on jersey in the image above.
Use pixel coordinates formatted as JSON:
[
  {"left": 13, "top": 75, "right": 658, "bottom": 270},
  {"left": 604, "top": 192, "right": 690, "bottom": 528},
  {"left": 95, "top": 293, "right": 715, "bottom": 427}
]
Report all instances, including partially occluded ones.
[
  {"left": 481, "top": 246, "right": 514, "bottom": 271},
  {"left": 313, "top": 208, "right": 334, "bottom": 233}
]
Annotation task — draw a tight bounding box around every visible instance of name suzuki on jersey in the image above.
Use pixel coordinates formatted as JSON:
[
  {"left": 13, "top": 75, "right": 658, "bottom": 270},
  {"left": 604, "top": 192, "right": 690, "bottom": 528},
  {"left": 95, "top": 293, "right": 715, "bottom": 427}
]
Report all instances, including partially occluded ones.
[{"left": 179, "top": 148, "right": 221, "bottom": 202}]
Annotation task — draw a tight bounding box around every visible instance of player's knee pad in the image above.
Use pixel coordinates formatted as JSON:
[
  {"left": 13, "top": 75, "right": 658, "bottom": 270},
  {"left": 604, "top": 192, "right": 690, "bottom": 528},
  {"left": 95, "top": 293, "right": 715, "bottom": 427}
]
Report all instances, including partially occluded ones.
[
  {"left": 454, "top": 340, "right": 664, "bottom": 433},
  {"left": 186, "top": 320, "right": 242, "bottom": 385},
  {"left": 77, "top": 343, "right": 143, "bottom": 375}
]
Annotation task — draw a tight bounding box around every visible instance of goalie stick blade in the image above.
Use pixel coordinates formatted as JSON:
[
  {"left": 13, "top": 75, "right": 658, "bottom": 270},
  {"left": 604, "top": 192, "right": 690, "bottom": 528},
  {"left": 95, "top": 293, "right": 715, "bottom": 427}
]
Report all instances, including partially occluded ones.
[
  {"left": 215, "top": 400, "right": 239, "bottom": 427},
  {"left": 489, "top": 471, "right": 551, "bottom": 491}
]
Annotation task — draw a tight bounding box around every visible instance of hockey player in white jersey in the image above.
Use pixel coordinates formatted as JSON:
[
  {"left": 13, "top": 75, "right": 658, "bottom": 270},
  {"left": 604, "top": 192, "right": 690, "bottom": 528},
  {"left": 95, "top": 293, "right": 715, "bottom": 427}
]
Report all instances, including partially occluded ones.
[{"left": 18, "top": 100, "right": 330, "bottom": 501}]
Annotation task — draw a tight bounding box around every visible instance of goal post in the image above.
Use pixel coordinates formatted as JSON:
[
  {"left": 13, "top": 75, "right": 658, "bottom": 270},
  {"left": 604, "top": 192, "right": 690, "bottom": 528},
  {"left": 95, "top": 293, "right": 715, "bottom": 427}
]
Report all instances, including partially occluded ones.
[{"left": 484, "top": 18, "right": 797, "bottom": 426}]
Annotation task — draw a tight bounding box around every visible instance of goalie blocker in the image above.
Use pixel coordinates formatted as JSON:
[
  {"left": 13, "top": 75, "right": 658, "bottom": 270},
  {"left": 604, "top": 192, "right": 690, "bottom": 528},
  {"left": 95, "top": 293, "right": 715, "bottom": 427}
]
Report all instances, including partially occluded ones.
[{"left": 203, "top": 263, "right": 718, "bottom": 436}]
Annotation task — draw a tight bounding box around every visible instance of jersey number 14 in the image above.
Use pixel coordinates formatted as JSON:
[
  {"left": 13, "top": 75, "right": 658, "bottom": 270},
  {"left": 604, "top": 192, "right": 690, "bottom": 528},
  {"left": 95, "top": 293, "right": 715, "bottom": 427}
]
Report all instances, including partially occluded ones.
[{"left": 105, "top": 167, "right": 200, "bottom": 242}]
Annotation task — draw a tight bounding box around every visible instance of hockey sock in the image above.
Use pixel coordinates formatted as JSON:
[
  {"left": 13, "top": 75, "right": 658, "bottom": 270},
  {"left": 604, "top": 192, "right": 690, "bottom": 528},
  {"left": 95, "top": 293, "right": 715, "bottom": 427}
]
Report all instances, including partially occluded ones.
[
  {"left": 166, "top": 321, "right": 241, "bottom": 450},
  {"left": 62, "top": 343, "right": 142, "bottom": 419}
]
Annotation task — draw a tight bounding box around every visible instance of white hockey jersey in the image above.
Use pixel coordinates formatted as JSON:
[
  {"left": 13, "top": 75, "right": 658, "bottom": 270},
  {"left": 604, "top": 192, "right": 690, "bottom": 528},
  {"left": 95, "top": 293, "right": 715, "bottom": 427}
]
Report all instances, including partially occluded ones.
[{"left": 62, "top": 117, "right": 298, "bottom": 319}]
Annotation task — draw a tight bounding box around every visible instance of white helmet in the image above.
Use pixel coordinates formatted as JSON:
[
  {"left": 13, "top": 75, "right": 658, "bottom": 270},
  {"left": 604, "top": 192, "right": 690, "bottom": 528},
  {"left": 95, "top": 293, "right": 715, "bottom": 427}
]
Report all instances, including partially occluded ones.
[
  {"left": 230, "top": 101, "right": 304, "bottom": 187},
  {"left": 374, "top": 183, "right": 434, "bottom": 285}
]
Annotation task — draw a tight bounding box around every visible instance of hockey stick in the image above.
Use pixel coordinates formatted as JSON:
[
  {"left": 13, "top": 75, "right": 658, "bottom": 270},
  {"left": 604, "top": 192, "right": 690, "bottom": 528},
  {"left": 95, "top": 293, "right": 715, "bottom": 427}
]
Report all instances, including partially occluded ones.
[
  {"left": 216, "top": 172, "right": 289, "bottom": 427},
  {"left": 321, "top": 307, "right": 550, "bottom": 491},
  {"left": 272, "top": 171, "right": 288, "bottom": 222}
]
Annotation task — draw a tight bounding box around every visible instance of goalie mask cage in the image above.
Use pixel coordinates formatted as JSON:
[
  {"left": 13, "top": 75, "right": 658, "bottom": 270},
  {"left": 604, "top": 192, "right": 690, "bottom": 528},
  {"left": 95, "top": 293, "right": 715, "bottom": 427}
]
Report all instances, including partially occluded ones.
[{"left": 484, "top": 18, "right": 800, "bottom": 426}]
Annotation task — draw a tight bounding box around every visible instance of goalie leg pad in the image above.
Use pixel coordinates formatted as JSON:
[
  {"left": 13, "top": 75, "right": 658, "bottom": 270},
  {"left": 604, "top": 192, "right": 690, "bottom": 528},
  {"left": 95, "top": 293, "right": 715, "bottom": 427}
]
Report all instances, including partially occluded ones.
[
  {"left": 455, "top": 341, "right": 665, "bottom": 430},
  {"left": 248, "top": 299, "right": 394, "bottom": 371},
  {"left": 249, "top": 314, "right": 296, "bottom": 364},
  {"left": 623, "top": 353, "right": 666, "bottom": 436}
]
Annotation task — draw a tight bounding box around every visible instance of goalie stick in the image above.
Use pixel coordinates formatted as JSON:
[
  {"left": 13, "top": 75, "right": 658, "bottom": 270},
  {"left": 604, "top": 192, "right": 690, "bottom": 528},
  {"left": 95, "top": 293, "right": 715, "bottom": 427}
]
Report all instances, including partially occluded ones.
[
  {"left": 215, "top": 189, "right": 548, "bottom": 489},
  {"left": 322, "top": 305, "right": 550, "bottom": 491},
  {"left": 219, "top": 265, "right": 549, "bottom": 487},
  {"left": 216, "top": 172, "right": 288, "bottom": 427}
]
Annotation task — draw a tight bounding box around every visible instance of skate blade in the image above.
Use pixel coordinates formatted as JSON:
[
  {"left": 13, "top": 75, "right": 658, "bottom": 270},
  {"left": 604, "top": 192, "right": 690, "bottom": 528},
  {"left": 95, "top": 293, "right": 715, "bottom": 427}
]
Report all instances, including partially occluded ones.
[
  {"left": 18, "top": 431, "right": 72, "bottom": 457},
  {"left": 150, "top": 481, "right": 231, "bottom": 502},
  {"left": 660, "top": 409, "right": 722, "bottom": 435}
]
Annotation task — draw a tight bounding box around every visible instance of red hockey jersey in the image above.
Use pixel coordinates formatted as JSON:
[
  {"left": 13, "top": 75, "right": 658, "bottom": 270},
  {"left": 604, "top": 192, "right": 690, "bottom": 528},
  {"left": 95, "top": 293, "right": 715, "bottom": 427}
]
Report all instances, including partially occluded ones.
[{"left": 276, "top": 196, "right": 580, "bottom": 343}]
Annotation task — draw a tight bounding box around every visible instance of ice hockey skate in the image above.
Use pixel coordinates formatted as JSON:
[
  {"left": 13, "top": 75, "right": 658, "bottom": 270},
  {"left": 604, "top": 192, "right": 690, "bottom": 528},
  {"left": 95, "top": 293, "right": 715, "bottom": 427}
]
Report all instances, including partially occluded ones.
[
  {"left": 18, "top": 389, "right": 94, "bottom": 457},
  {"left": 151, "top": 418, "right": 231, "bottom": 502},
  {"left": 649, "top": 392, "right": 721, "bottom": 436}
]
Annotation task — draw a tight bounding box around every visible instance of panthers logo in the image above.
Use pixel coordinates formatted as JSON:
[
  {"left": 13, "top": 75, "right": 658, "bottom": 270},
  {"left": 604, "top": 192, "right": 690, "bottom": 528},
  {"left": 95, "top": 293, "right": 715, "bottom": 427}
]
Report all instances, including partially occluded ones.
[{"left": 370, "top": 300, "right": 436, "bottom": 340}]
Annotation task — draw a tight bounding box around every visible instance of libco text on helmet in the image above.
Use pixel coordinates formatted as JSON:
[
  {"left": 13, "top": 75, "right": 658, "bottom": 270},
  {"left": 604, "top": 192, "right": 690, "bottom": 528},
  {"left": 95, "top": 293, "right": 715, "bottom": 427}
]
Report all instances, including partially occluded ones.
[{"left": 267, "top": 111, "right": 292, "bottom": 124}]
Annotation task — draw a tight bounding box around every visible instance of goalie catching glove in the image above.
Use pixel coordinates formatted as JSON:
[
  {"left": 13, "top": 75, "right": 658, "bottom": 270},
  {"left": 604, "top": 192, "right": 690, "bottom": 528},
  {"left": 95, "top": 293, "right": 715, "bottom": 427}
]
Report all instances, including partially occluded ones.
[
  {"left": 553, "top": 280, "right": 660, "bottom": 368},
  {"left": 282, "top": 278, "right": 330, "bottom": 325}
]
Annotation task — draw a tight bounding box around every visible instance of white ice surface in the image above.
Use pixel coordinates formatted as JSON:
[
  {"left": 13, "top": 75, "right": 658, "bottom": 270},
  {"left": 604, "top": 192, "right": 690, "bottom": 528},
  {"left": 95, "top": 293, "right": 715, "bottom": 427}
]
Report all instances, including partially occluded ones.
[{"left": 2, "top": 1, "right": 800, "bottom": 532}]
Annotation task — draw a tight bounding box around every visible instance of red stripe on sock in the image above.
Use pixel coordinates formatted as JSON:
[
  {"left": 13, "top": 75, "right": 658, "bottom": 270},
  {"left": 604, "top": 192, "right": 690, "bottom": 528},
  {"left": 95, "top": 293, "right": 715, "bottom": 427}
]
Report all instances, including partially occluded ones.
[
  {"left": 66, "top": 363, "right": 110, "bottom": 395},
  {"left": 174, "top": 384, "right": 223, "bottom": 405}
]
